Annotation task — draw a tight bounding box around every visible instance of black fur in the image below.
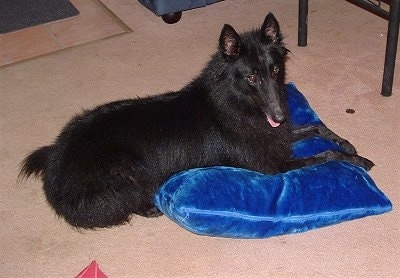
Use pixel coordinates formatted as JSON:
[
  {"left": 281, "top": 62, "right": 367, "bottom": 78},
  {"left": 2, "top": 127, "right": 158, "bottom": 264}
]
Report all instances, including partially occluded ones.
[{"left": 20, "top": 13, "right": 374, "bottom": 229}]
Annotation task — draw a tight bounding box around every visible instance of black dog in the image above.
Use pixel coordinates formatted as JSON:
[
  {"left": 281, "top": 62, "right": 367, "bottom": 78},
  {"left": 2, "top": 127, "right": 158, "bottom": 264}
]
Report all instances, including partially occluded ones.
[{"left": 20, "top": 13, "right": 373, "bottom": 229}]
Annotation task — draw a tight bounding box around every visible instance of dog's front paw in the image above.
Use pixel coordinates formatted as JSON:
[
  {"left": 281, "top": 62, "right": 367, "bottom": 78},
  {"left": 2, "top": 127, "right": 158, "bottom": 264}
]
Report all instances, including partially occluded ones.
[
  {"left": 337, "top": 140, "right": 357, "bottom": 155},
  {"left": 361, "top": 157, "right": 375, "bottom": 171},
  {"left": 353, "top": 155, "right": 375, "bottom": 171}
]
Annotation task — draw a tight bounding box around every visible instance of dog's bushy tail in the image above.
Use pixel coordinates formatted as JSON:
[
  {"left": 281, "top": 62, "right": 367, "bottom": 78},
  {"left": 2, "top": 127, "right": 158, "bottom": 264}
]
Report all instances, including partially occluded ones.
[{"left": 19, "top": 146, "right": 52, "bottom": 179}]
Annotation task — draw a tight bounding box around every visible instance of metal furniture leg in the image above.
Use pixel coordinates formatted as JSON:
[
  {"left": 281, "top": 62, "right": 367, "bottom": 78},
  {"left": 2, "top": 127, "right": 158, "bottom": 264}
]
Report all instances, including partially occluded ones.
[
  {"left": 298, "top": 0, "right": 399, "bottom": 96},
  {"left": 381, "top": 0, "right": 400, "bottom": 96},
  {"left": 298, "top": 0, "right": 309, "bottom": 47}
]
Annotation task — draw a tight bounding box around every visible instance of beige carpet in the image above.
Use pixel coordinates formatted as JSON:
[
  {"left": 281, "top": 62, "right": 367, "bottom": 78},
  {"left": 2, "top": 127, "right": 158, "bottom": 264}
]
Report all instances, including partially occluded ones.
[{"left": 1, "top": 0, "right": 399, "bottom": 277}]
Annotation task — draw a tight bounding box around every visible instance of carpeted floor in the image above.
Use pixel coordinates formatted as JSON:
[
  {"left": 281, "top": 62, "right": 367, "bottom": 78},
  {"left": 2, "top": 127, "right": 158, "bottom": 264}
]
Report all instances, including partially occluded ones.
[{"left": 0, "top": 0, "right": 399, "bottom": 277}]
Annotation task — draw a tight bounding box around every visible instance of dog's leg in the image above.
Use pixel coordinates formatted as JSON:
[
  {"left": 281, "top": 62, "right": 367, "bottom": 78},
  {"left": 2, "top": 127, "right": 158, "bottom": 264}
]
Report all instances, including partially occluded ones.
[
  {"left": 293, "top": 124, "right": 357, "bottom": 154},
  {"left": 286, "top": 150, "right": 374, "bottom": 171},
  {"left": 138, "top": 206, "right": 163, "bottom": 218}
]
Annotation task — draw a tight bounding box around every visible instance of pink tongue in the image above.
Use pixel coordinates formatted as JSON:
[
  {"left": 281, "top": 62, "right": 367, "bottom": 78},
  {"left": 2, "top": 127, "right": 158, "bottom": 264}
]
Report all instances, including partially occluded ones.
[{"left": 267, "top": 115, "right": 281, "bottom": 128}]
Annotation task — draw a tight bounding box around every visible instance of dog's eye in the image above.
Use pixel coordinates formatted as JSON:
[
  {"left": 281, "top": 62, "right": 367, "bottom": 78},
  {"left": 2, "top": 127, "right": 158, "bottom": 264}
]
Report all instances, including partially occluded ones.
[
  {"left": 271, "top": 66, "right": 280, "bottom": 79},
  {"left": 247, "top": 74, "right": 257, "bottom": 83}
]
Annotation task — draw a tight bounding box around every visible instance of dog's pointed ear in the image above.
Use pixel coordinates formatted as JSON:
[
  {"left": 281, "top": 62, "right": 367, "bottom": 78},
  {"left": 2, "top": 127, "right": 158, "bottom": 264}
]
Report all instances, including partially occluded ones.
[
  {"left": 219, "top": 24, "right": 241, "bottom": 59},
  {"left": 261, "top": 13, "right": 282, "bottom": 44}
]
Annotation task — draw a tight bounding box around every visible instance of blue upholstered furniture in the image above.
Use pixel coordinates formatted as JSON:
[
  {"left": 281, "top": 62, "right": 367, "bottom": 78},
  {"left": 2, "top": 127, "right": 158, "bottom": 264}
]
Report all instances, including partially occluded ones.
[{"left": 138, "top": 0, "right": 222, "bottom": 23}]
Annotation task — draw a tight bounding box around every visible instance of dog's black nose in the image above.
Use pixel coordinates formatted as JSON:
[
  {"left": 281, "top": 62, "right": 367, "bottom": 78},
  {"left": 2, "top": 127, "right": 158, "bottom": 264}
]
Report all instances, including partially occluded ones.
[{"left": 274, "top": 114, "right": 286, "bottom": 123}]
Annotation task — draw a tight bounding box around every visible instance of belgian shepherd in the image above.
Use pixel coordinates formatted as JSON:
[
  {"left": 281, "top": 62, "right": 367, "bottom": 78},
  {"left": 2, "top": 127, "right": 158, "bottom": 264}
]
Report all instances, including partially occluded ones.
[{"left": 20, "top": 13, "right": 373, "bottom": 229}]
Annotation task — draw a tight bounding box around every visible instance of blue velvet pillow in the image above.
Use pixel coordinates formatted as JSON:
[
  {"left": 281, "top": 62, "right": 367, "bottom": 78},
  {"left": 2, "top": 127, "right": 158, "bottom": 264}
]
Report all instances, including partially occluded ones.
[{"left": 154, "top": 83, "right": 392, "bottom": 238}]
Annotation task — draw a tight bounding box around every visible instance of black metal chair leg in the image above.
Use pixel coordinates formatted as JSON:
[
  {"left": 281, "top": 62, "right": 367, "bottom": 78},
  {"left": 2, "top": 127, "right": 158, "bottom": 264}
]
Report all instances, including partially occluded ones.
[
  {"left": 381, "top": 0, "right": 400, "bottom": 96},
  {"left": 298, "top": 0, "right": 309, "bottom": 47}
]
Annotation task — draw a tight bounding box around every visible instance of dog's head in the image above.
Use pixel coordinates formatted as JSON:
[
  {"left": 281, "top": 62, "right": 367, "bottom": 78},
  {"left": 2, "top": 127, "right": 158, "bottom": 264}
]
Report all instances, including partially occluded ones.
[{"left": 216, "top": 13, "right": 289, "bottom": 128}]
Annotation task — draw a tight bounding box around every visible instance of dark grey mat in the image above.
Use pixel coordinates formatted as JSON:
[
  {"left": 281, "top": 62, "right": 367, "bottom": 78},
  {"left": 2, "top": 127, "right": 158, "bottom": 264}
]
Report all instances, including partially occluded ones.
[{"left": 0, "top": 0, "right": 79, "bottom": 34}]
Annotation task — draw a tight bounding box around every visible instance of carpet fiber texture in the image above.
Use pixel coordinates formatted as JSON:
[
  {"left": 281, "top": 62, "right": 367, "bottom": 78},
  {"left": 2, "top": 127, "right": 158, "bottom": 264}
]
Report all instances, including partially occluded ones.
[{"left": 0, "top": 0, "right": 79, "bottom": 34}]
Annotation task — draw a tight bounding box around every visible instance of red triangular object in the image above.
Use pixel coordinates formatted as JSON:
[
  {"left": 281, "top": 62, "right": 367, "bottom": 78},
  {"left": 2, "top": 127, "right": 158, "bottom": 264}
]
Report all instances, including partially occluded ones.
[{"left": 75, "top": 260, "right": 108, "bottom": 278}]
